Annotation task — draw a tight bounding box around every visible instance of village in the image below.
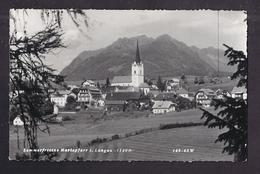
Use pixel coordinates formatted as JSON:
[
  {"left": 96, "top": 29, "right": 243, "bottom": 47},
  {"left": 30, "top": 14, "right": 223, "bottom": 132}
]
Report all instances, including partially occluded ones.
[{"left": 12, "top": 41, "right": 246, "bottom": 127}]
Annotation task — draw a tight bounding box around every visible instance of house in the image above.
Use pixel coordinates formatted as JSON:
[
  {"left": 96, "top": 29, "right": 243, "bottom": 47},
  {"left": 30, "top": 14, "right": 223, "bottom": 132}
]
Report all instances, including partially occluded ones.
[
  {"left": 154, "top": 92, "right": 176, "bottom": 101},
  {"left": 152, "top": 101, "right": 176, "bottom": 114},
  {"left": 65, "top": 80, "right": 83, "bottom": 89},
  {"left": 105, "top": 92, "right": 142, "bottom": 111},
  {"left": 166, "top": 78, "right": 180, "bottom": 87},
  {"left": 77, "top": 86, "right": 103, "bottom": 105},
  {"left": 82, "top": 80, "right": 96, "bottom": 87},
  {"left": 97, "top": 99, "right": 105, "bottom": 107},
  {"left": 215, "top": 89, "right": 231, "bottom": 99},
  {"left": 139, "top": 83, "right": 150, "bottom": 95},
  {"left": 195, "top": 88, "right": 216, "bottom": 107},
  {"left": 105, "top": 100, "right": 126, "bottom": 112},
  {"left": 176, "top": 88, "right": 189, "bottom": 98},
  {"left": 151, "top": 84, "right": 159, "bottom": 90},
  {"left": 50, "top": 90, "right": 71, "bottom": 108},
  {"left": 231, "top": 86, "right": 247, "bottom": 100},
  {"left": 13, "top": 116, "right": 24, "bottom": 126}
]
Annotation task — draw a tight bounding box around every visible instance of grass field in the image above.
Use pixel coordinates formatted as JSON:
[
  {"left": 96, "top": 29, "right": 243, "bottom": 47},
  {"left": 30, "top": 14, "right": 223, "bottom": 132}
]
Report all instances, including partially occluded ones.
[
  {"left": 9, "top": 108, "right": 230, "bottom": 161},
  {"left": 55, "top": 126, "right": 233, "bottom": 161}
]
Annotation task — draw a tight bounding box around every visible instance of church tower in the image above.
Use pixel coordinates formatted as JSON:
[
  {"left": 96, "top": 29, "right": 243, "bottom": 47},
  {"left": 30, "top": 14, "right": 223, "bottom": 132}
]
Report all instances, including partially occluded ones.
[{"left": 132, "top": 41, "right": 144, "bottom": 87}]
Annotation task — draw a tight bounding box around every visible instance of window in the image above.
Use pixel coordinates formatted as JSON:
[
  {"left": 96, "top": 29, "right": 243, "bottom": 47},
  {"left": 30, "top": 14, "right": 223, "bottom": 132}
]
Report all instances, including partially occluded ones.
[{"left": 134, "top": 70, "right": 136, "bottom": 74}]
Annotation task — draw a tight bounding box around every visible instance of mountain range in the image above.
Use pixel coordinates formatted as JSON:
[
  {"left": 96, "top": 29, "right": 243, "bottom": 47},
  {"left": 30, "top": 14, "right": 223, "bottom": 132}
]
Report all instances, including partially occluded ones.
[{"left": 60, "top": 34, "right": 234, "bottom": 81}]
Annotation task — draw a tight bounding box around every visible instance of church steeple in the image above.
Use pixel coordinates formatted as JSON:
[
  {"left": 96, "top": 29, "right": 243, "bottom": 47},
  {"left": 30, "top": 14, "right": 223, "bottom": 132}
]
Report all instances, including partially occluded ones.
[{"left": 135, "top": 40, "right": 141, "bottom": 64}]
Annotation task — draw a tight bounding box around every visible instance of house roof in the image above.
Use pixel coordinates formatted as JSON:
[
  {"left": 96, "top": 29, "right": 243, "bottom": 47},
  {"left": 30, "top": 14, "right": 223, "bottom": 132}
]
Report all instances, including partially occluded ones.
[
  {"left": 216, "top": 89, "right": 230, "bottom": 95},
  {"left": 106, "top": 100, "right": 125, "bottom": 105},
  {"left": 139, "top": 83, "right": 150, "bottom": 88},
  {"left": 65, "top": 81, "right": 83, "bottom": 87},
  {"left": 162, "top": 77, "right": 179, "bottom": 81},
  {"left": 154, "top": 92, "right": 176, "bottom": 101},
  {"left": 152, "top": 101, "right": 176, "bottom": 109},
  {"left": 112, "top": 76, "right": 132, "bottom": 84},
  {"left": 106, "top": 92, "right": 141, "bottom": 101},
  {"left": 231, "top": 86, "right": 247, "bottom": 94},
  {"left": 198, "top": 88, "right": 216, "bottom": 96}
]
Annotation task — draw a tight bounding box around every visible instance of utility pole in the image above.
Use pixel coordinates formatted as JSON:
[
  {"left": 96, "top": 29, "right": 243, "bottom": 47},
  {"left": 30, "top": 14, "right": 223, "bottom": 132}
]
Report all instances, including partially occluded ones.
[{"left": 217, "top": 11, "right": 220, "bottom": 78}]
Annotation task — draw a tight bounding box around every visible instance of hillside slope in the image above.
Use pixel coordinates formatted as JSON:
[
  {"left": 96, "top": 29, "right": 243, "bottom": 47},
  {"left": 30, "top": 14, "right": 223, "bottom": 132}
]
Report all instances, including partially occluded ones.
[{"left": 60, "top": 34, "right": 231, "bottom": 80}]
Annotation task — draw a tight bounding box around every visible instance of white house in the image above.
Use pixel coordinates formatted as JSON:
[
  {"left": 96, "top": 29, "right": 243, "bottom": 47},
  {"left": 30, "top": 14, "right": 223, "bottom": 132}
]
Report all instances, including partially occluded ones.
[
  {"left": 176, "top": 88, "right": 189, "bottom": 98},
  {"left": 13, "top": 116, "right": 24, "bottom": 126},
  {"left": 77, "top": 86, "right": 102, "bottom": 105},
  {"left": 82, "top": 80, "right": 96, "bottom": 87},
  {"left": 195, "top": 88, "right": 216, "bottom": 108},
  {"left": 231, "top": 86, "right": 247, "bottom": 100},
  {"left": 50, "top": 90, "right": 71, "bottom": 108},
  {"left": 139, "top": 83, "right": 150, "bottom": 95},
  {"left": 215, "top": 89, "right": 231, "bottom": 100},
  {"left": 168, "top": 78, "right": 180, "bottom": 86},
  {"left": 152, "top": 101, "right": 176, "bottom": 114}
]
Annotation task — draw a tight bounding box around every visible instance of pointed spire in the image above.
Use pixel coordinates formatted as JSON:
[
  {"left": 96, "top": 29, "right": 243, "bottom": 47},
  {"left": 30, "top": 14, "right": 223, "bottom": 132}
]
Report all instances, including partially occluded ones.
[{"left": 135, "top": 40, "right": 141, "bottom": 64}]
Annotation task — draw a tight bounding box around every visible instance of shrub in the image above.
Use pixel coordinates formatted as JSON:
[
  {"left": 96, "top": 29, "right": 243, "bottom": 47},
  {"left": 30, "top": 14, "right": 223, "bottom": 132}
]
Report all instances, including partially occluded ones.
[
  {"left": 15, "top": 153, "right": 30, "bottom": 160},
  {"left": 159, "top": 122, "right": 203, "bottom": 130},
  {"left": 76, "top": 140, "right": 81, "bottom": 148},
  {"left": 62, "top": 115, "right": 74, "bottom": 121},
  {"left": 111, "top": 134, "right": 120, "bottom": 140},
  {"left": 90, "top": 137, "right": 108, "bottom": 145}
]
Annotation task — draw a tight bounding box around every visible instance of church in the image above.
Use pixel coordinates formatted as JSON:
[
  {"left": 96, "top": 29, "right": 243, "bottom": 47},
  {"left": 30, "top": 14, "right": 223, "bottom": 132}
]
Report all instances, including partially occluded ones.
[
  {"left": 111, "top": 41, "right": 144, "bottom": 87},
  {"left": 111, "top": 41, "right": 150, "bottom": 94}
]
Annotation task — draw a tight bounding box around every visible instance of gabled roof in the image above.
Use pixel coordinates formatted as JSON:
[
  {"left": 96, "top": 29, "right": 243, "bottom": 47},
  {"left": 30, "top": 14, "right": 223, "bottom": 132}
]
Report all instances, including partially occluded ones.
[
  {"left": 65, "top": 81, "right": 83, "bottom": 87},
  {"left": 198, "top": 88, "right": 216, "bottom": 96},
  {"left": 216, "top": 89, "right": 230, "bottom": 95},
  {"left": 231, "top": 86, "right": 247, "bottom": 94},
  {"left": 152, "top": 101, "right": 176, "bottom": 109},
  {"left": 106, "top": 92, "right": 141, "bottom": 101},
  {"left": 112, "top": 76, "right": 132, "bottom": 84}
]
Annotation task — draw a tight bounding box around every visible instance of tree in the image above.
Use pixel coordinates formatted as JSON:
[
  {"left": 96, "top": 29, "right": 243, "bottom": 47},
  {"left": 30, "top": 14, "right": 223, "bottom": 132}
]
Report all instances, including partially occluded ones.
[
  {"left": 194, "top": 77, "right": 199, "bottom": 84},
  {"left": 65, "top": 96, "right": 77, "bottom": 111},
  {"left": 200, "top": 44, "right": 247, "bottom": 162},
  {"left": 180, "top": 74, "right": 187, "bottom": 84},
  {"left": 198, "top": 76, "right": 205, "bottom": 84},
  {"left": 157, "top": 76, "right": 165, "bottom": 92},
  {"left": 9, "top": 9, "right": 88, "bottom": 159},
  {"left": 106, "top": 77, "right": 110, "bottom": 88},
  {"left": 96, "top": 82, "right": 100, "bottom": 89},
  {"left": 72, "top": 88, "right": 80, "bottom": 95}
]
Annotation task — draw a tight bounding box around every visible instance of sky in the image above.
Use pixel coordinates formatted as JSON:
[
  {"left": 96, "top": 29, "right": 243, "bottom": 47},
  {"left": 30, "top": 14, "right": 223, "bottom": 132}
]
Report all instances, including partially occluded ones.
[{"left": 10, "top": 10, "right": 247, "bottom": 73}]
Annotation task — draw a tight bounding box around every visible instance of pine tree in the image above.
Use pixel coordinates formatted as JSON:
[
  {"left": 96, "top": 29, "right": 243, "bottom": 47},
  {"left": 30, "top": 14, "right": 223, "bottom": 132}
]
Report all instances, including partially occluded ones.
[
  {"left": 157, "top": 76, "right": 164, "bottom": 92},
  {"left": 200, "top": 44, "right": 247, "bottom": 162},
  {"left": 10, "top": 9, "right": 88, "bottom": 159},
  {"left": 106, "top": 77, "right": 110, "bottom": 88},
  {"left": 194, "top": 77, "right": 199, "bottom": 84}
]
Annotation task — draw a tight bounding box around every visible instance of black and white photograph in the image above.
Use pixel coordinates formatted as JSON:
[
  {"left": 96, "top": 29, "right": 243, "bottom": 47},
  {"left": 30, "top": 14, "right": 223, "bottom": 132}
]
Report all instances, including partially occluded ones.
[{"left": 9, "top": 9, "right": 247, "bottom": 161}]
